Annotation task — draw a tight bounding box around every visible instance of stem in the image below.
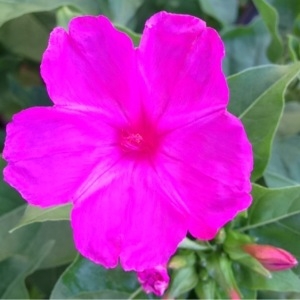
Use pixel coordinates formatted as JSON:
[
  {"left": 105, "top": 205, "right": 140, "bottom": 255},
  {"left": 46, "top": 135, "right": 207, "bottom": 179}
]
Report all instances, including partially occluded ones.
[{"left": 128, "top": 286, "right": 143, "bottom": 300}]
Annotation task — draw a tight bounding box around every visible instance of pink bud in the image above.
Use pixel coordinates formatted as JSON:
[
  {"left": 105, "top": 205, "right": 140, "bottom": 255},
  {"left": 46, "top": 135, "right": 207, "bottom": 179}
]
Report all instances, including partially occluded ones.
[
  {"left": 243, "top": 244, "right": 298, "bottom": 271},
  {"left": 229, "top": 288, "right": 241, "bottom": 300},
  {"left": 137, "top": 265, "right": 170, "bottom": 296}
]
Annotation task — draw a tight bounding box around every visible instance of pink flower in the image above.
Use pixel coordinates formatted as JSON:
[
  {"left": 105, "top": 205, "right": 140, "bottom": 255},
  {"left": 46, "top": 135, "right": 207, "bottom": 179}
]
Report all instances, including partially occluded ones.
[
  {"left": 243, "top": 244, "right": 298, "bottom": 271},
  {"left": 3, "top": 12, "right": 252, "bottom": 271},
  {"left": 137, "top": 265, "right": 169, "bottom": 296}
]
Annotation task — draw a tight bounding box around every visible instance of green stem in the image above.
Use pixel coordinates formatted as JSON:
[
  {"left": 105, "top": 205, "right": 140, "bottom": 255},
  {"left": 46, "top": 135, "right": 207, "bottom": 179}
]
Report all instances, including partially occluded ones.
[{"left": 128, "top": 286, "right": 143, "bottom": 300}]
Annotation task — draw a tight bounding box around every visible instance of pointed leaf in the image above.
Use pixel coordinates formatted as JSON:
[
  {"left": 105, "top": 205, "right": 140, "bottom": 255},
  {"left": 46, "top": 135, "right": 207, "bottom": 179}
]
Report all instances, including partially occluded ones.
[
  {"left": 228, "top": 63, "right": 300, "bottom": 180},
  {"left": 241, "top": 184, "right": 300, "bottom": 231},
  {"left": 253, "top": 0, "right": 283, "bottom": 62},
  {"left": 238, "top": 266, "right": 300, "bottom": 292},
  {"left": 12, "top": 203, "right": 71, "bottom": 232}
]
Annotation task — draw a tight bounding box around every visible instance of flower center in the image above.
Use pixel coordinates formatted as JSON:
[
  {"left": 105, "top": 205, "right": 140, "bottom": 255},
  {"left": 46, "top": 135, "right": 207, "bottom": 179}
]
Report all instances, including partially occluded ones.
[{"left": 120, "top": 131, "right": 148, "bottom": 153}]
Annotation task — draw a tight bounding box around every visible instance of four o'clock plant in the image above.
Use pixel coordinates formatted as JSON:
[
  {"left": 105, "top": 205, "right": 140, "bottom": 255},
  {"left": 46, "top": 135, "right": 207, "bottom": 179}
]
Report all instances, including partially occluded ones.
[{"left": 1, "top": 2, "right": 300, "bottom": 299}]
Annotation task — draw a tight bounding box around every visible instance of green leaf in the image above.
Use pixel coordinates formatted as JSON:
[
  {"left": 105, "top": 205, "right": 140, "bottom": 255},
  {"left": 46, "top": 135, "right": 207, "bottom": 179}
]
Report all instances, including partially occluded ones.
[
  {"left": 178, "top": 237, "right": 211, "bottom": 251},
  {"left": 50, "top": 255, "right": 149, "bottom": 299},
  {"left": 168, "top": 253, "right": 198, "bottom": 298},
  {"left": 0, "top": 13, "right": 55, "bottom": 61},
  {"left": 240, "top": 184, "right": 300, "bottom": 231},
  {"left": 0, "top": 241, "right": 55, "bottom": 299},
  {"left": 0, "top": 0, "right": 102, "bottom": 27},
  {"left": 198, "top": 0, "right": 238, "bottom": 26},
  {"left": 0, "top": 205, "right": 76, "bottom": 268},
  {"left": 0, "top": 157, "right": 24, "bottom": 216},
  {"left": 12, "top": 203, "right": 71, "bottom": 232},
  {"left": 104, "top": 0, "right": 143, "bottom": 28},
  {"left": 195, "top": 279, "right": 216, "bottom": 300},
  {"left": 56, "top": 6, "right": 82, "bottom": 29},
  {"left": 228, "top": 63, "right": 300, "bottom": 181},
  {"left": 207, "top": 254, "right": 241, "bottom": 298},
  {"left": 222, "top": 18, "right": 270, "bottom": 75},
  {"left": 264, "top": 102, "right": 300, "bottom": 187},
  {"left": 288, "top": 35, "right": 300, "bottom": 62},
  {"left": 238, "top": 266, "right": 300, "bottom": 292},
  {"left": 265, "top": 135, "right": 300, "bottom": 187},
  {"left": 266, "top": 0, "right": 300, "bottom": 36},
  {"left": 253, "top": 0, "right": 283, "bottom": 62},
  {"left": 239, "top": 184, "right": 300, "bottom": 277}
]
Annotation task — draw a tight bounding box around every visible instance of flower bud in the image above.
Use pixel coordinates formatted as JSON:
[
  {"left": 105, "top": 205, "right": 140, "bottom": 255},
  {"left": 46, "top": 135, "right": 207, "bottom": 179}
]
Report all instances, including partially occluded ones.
[
  {"left": 137, "top": 265, "right": 169, "bottom": 296},
  {"left": 243, "top": 244, "right": 298, "bottom": 271},
  {"left": 229, "top": 288, "right": 241, "bottom": 300}
]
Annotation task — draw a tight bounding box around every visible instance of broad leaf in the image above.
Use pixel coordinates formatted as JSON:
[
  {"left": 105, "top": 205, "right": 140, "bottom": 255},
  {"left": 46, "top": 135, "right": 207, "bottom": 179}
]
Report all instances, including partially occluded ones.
[
  {"left": 265, "top": 135, "right": 300, "bottom": 187},
  {"left": 0, "top": 13, "right": 55, "bottom": 61},
  {"left": 0, "top": 241, "right": 54, "bottom": 299},
  {"left": 228, "top": 63, "right": 300, "bottom": 180},
  {"left": 50, "top": 255, "right": 150, "bottom": 299},
  {"left": 265, "top": 102, "right": 300, "bottom": 187},
  {"left": 241, "top": 184, "right": 300, "bottom": 231},
  {"left": 0, "top": 205, "right": 76, "bottom": 268}
]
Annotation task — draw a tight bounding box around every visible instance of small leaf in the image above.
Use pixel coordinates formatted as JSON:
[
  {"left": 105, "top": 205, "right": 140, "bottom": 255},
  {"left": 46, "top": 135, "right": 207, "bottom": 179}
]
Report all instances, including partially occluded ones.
[
  {"left": 167, "top": 253, "right": 198, "bottom": 298},
  {"left": 178, "top": 237, "right": 211, "bottom": 251}
]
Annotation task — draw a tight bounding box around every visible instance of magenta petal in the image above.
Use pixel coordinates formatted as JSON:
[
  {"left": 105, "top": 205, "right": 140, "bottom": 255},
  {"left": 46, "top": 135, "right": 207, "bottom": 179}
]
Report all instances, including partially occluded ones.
[
  {"left": 3, "top": 107, "right": 120, "bottom": 207},
  {"left": 138, "top": 11, "right": 228, "bottom": 129},
  {"left": 71, "top": 161, "right": 187, "bottom": 271},
  {"left": 159, "top": 112, "right": 253, "bottom": 239},
  {"left": 41, "top": 16, "right": 139, "bottom": 122}
]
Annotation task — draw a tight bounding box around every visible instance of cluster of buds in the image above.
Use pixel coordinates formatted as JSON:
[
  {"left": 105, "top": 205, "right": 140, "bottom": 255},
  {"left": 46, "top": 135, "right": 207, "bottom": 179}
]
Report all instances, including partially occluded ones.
[{"left": 136, "top": 241, "right": 298, "bottom": 298}]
